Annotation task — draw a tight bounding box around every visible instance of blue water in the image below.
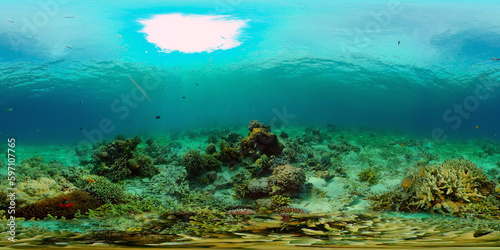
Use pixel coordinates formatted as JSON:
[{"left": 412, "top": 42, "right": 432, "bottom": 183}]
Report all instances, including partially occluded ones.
[{"left": 1, "top": 0, "right": 500, "bottom": 144}]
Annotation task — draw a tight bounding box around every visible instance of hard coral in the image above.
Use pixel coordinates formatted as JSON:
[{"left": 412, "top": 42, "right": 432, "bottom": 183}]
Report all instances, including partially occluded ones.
[
  {"left": 217, "top": 140, "right": 240, "bottom": 166},
  {"left": 276, "top": 206, "right": 310, "bottom": 214},
  {"left": 239, "top": 121, "right": 284, "bottom": 161},
  {"left": 247, "top": 177, "right": 271, "bottom": 198},
  {"left": 91, "top": 136, "right": 159, "bottom": 181},
  {"left": 17, "top": 190, "right": 104, "bottom": 219},
  {"left": 358, "top": 168, "right": 379, "bottom": 185},
  {"left": 16, "top": 177, "right": 60, "bottom": 205},
  {"left": 371, "top": 159, "right": 497, "bottom": 217},
  {"left": 73, "top": 174, "right": 127, "bottom": 204},
  {"left": 227, "top": 208, "right": 256, "bottom": 216},
  {"left": 248, "top": 120, "right": 270, "bottom": 133},
  {"left": 271, "top": 164, "right": 306, "bottom": 196},
  {"left": 181, "top": 150, "right": 221, "bottom": 179}
]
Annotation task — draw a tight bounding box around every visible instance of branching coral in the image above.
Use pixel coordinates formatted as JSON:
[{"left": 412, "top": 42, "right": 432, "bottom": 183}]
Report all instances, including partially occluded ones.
[
  {"left": 371, "top": 159, "right": 498, "bottom": 218},
  {"left": 358, "top": 168, "right": 379, "bottom": 185}
]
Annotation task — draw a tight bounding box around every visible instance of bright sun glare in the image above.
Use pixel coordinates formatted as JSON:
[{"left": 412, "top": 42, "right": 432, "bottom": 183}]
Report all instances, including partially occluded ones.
[{"left": 139, "top": 14, "right": 246, "bottom": 53}]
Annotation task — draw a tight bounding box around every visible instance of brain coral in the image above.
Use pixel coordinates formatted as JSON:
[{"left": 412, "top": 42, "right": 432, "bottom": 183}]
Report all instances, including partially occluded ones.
[{"left": 271, "top": 164, "right": 306, "bottom": 196}]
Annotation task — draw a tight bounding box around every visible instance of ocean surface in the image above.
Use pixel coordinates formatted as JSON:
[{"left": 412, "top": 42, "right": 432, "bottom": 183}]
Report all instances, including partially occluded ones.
[{"left": 1, "top": 0, "right": 500, "bottom": 249}]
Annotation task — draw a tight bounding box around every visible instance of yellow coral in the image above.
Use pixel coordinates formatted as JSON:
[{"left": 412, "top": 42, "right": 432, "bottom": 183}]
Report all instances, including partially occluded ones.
[{"left": 126, "top": 227, "right": 143, "bottom": 232}]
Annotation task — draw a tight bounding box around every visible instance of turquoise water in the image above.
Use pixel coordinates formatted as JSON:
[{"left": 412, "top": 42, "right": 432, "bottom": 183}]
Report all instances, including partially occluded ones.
[
  {"left": 2, "top": 0, "right": 500, "bottom": 144},
  {"left": 1, "top": 1, "right": 500, "bottom": 249}
]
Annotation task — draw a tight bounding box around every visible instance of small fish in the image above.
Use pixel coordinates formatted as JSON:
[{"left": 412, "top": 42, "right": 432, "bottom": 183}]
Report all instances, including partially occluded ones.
[
  {"left": 182, "top": 96, "right": 186, "bottom": 99},
  {"left": 401, "top": 176, "right": 412, "bottom": 188},
  {"left": 155, "top": 116, "right": 161, "bottom": 119},
  {"left": 87, "top": 178, "right": 95, "bottom": 183},
  {"left": 400, "top": 143, "right": 404, "bottom": 146},
  {"left": 195, "top": 83, "right": 199, "bottom": 86},
  {"left": 117, "top": 34, "right": 122, "bottom": 38},
  {"left": 6, "top": 108, "right": 13, "bottom": 112},
  {"left": 80, "top": 128, "right": 82, "bottom": 131},
  {"left": 36, "top": 129, "right": 39, "bottom": 133},
  {"left": 80, "top": 101, "right": 83, "bottom": 104},
  {"left": 66, "top": 45, "right": 72, "bottom": 49},
  {"left": 136, "top": 165, "right": 140, "bottom": 168},
  {"left": 491, "top": 57, "right": 500, "bottom": 61},
  {"left": 7, "top": 19, "right": 14, "bottom": 23},
  {"left": 476, "top": 125, "right": 478, "bottom": 129},
  {"left": 398, "top": 40, "right": 400, "bottom": 46}
]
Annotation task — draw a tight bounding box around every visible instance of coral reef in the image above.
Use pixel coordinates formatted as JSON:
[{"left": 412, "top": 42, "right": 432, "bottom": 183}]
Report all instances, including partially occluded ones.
[
  {"left": 231, "top": 171, "right": 251, "bottom": 199},
  {"left": 217, "top": 141, "right": 240, "bottom": 166},
  {"left": 358, "top": 167, "right": 379, "bottom": 185},
  {"left": 180, "top": 149, "right": 221, "bottom": 179},
  {"left": 328, "top": 140, "right": 360, "bottom": 156},
  {"left": 248, "top": 120, "right": 270, "bottom": 132},
  {"left": 247, "top": 177, "right": 271, "bottom": 198},
  {"left": 225, "top": 131, "right": 243, "bottom": 144},
  {"left": 271, "top": 164, "right": 306, "bottom": 196},
  {"left": 146, "top": 165, "right": 189, "bottom": 198},
  {"left": 17, "top": 190, "right": 104, "bottom": 219},
  {"left": 276, "top": 206, "right": 310, "bottom": 214},
  {"left": 72, "top": 174, "right": 127, "bottom": 204},
  {"left": 227, "top": 208, "right": 256, "bottom": 216},
  {"left": 271, "top": 195, "right": 291, "bottom": 207},
  {"left": 144, "top": 139, "right": 168, "bottom": 158},
  {"left": 205, "top": 143, "right": 217, "bottom": 155},
  {"left": 90, "top": 136, "right": 159, "bottom": 181},
  {"left": 239, "top": 121, "right": 284, "bottom": 160},
  {"left": 16, "top": 177, "right": 62, "bottom": 205},
  {"left": 371, "top": 159, "right": 500, "bottom": 218}
]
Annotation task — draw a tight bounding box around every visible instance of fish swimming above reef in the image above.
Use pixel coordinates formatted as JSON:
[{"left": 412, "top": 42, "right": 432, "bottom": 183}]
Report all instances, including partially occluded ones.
[
  {"left": 491, "top": 57, "right": 500, "bottom": 61},
  {"left": 6, "top": 108, "right": 13, "bottom": 112}
]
